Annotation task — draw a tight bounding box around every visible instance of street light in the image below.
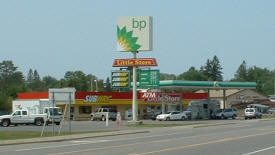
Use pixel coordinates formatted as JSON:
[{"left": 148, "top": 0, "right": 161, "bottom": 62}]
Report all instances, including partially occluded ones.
[{"left": 94, "top": 80, "right": 98, "bottom": 92}]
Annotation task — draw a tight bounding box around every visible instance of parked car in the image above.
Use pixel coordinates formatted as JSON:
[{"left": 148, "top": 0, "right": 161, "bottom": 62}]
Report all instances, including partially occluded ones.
[
  {"left": 215, "top": 108, "right": 237, "bottom": 119},
  {"left": 267, "top": 108, "right": 275, "bottom": 114},
  {"left": 151, "top": 111, "right": 162, "bottom": 120},
  {"left": 90, "top": 108, "right": 117, "bottom": 121},
  {"left": 244, "top": 108, "right": 262, "bottom": 119},
  {"left": 156, "top": 111, "right": 187, "bottom": 121}
]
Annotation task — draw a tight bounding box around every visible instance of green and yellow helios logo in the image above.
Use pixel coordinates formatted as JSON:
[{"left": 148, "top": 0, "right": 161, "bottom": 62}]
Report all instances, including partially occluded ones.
[{"left": 117, "top": 16, "right": 152, "bottom": 52}]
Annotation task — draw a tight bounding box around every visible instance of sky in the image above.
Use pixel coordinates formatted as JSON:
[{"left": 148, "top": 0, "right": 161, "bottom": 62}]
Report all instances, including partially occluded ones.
[{"left": 0, "top": 0, "right": 275, "bottom": 81}]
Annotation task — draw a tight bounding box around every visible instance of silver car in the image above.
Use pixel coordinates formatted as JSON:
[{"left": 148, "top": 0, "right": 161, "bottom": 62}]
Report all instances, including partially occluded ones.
[
  {"left": 244, "top": 108, "right": 262, "bottom": 119},
  {"left": 215, "top": 108, "right": 237, "bottom": 119}
]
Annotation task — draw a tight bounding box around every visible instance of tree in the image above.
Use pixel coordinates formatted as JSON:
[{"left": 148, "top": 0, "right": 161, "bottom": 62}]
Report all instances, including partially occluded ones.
[
  {"left": 247, "top": 66, "right": 273, "bottom": 94},
  {"left": 178, "top": 67, "right": 207, "bottom": 81},
  {"left": 42, "top": 76, "right": 60, "bottom": 89},
  {"left": 26, "top": 69, "right": 45, "bottom": 91},
  {"left": 201, "top": 55, "right": 223, "bottom": 81},
  {"left": 234, "top": 61, "right": 248, "bottom": 81},
  {"left": 0, "top": 60, "right": 25, "bottom": 111},
  {"left": 104, "top": 77, "right": 112, "bottom": 92},
  {"left": 27, "top": 69, "right": 34, "bottom": 84},
  {"left": 63, "top": 71, "right": 89, "bottom": 91},
  {"left": 160, "top": 73, "right": 177, "bottom": 80}
]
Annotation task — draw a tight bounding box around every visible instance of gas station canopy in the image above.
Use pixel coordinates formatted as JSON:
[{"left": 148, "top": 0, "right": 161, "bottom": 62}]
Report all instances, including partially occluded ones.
[{"left": 159, "top": 80, "right": 257, "bottom": 89}]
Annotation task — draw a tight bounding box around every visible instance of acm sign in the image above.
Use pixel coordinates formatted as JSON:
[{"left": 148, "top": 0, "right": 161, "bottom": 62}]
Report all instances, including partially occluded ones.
[{"left": 117, "top": 16, "right": 153, "bottom": 51}]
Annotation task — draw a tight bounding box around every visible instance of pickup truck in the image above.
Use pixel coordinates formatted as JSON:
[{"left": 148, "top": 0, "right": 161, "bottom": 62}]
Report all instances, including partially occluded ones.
[
  {"left": 90, "top": 108, "right": 117, "bottom": 121},
  {"left": 0, "top": 109, "right": 62, "bottom": 127}
]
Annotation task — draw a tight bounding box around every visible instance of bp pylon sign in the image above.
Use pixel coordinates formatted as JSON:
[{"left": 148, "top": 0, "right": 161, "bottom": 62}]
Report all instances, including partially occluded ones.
[
  {"left": 117, "top": 16, "right": 153, "bottom": 51},
  {"left": 139, "top": 70, "right": 160, "bottom": 88}
]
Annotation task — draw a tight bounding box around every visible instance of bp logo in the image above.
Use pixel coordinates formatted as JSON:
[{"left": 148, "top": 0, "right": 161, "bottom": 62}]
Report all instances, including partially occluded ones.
[
  {"left": 117, "top": 26, "right": 141, "bottom": 51},
  {"left": 117, "top": 16, "right": 152, "bottom": 51},
  {"left": 214, "top": 81, "right": 220, "bottom": 87}
]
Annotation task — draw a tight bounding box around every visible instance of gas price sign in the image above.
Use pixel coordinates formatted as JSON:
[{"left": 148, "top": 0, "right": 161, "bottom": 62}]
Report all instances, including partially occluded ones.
[
  {"left": 111, "top": 70, "right": 130, "bottom": 88},
  {"left": 139, "top": 69, "right": 160, "bottom": 88}
]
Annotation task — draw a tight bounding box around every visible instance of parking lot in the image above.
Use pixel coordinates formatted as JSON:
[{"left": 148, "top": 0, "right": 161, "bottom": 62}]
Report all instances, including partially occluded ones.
[{"left": 0, "top": 119, "right": 246, "bottom": 132}]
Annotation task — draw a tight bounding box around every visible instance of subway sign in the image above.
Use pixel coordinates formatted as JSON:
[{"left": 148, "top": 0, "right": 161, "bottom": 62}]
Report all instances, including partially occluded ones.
[
  {"left": 112, "top": 58, "right": 157, "bottom": 67},
  {"left": 111, "top": 70, "right": 130, "bottom": 88},
  {"left": 84, "top": 95, "right": 111, "bottom": 103}
]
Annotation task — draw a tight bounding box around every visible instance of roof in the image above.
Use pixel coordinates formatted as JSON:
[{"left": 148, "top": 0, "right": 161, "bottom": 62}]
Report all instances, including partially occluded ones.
[
  {"left": 196, "top": 89, "right": 240, "bottom": 98},
  {"left": 159, "top": 80, "right": 257, "bottom": 89}
]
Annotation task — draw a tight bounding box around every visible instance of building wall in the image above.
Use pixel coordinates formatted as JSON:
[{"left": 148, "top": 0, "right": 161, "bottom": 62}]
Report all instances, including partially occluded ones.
[
  {"left": 16, "top": 91, "right": 208, "bottom": 121},
  {"left": 227, "top": 89, "right": 267, "bottom": 108}
]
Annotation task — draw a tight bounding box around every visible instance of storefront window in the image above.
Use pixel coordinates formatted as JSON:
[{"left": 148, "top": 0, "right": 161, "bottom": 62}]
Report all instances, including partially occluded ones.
[
  {"left": 147, "top": 105, "right": 155, "bottom": 112},
  {"left": 79, "top": 106, "right": 91, "bottom": 114}
]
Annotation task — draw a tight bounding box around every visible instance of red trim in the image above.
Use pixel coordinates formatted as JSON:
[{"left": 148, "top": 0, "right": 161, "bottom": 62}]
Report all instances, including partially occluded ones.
[
  {"left": 18, "top": 92, "right": 48, "bottom": 99},
  {"left": 182, "top": 93, "right": 208, "bottom": 99},
  {"left": 76, "top": 92, "right": 133, "bottom": 100},
  {"left": 17, "top": 92, "right": 208, "bottom": 100}
]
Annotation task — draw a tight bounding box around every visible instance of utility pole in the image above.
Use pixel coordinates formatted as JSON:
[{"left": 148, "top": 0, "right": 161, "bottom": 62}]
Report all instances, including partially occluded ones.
[
  {"left": 90, "top": 77, "right": 93, "bottom": 92},
  {"left": 94, "top": 79, "right": 98, "bottom": 92}
]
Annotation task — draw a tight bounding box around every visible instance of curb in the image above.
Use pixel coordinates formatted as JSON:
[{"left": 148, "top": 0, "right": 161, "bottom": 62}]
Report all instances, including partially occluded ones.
[
  {"left": 0, "top": 130, "right": 149, "bottom": 146},
  {"left": 193, "top": 122, "right": 236, "bottom": 128}
]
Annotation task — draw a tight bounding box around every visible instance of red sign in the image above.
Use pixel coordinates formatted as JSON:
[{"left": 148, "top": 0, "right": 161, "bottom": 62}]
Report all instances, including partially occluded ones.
[
  {"left": 113, "top": 58, "right": 158, "bottom": 67},
  {"left": 141, "top": 92, "right": 181, "bottom": 103}
]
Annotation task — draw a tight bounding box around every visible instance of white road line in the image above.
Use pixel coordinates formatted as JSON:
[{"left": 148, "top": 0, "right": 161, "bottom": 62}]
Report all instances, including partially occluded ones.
[
  {"left": 16, "top": 140, "right": 109, "bottom": 152},
  {"left": 15, "top": 131, "right": 191, "bottom": 152},
  {"left": 242, "top": 146, "right": 275, "bottom": 155},
  {"left": 70, "top": 140, "right": 109, "bottom": 143},
  {"left": 16, "top": 143, "right": 90, "bottom": 152}
]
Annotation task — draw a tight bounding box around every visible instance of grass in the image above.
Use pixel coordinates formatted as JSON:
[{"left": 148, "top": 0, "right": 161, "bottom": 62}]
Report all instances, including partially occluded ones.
[
  {"left": 0, "top": 130, "right": 116, "bottom": 140},
  {"left": 127, "top": 122, "right": 208, "bottom": 128}
]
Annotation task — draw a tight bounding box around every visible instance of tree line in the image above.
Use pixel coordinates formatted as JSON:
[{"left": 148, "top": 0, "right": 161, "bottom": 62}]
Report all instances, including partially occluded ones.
[{"left": 0, "top": 56, "right": 274, "bottom": 111}]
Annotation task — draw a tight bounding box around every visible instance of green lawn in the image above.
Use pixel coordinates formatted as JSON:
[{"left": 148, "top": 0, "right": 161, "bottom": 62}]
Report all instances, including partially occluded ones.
[{"left": 0, "top": 130, "right": 116, "bottom": 140}]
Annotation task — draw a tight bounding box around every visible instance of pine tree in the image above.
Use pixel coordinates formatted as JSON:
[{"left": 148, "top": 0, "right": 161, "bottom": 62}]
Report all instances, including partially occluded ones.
[
  {"left": 211, "top": 55, "right": 223, "bottom": 81},
  {"left": 27, "top": 69, "right": 34, "bottom": 84},
  {"left": 201, "top": 55, "right": 223, "bottom": 81},
  {"left": 234, "top": 60, "right": 248, "bottom": 81}
]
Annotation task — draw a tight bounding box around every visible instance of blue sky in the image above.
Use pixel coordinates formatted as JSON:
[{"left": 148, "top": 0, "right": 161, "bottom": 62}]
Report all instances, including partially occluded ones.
[{"left": 1, "top": 0, "right": 275, "bottom": 81}]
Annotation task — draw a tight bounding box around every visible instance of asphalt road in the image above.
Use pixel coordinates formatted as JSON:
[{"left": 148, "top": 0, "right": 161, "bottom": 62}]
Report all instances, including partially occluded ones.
[{"left": 1, "top": 119, "right": 275, "bottom": 155}]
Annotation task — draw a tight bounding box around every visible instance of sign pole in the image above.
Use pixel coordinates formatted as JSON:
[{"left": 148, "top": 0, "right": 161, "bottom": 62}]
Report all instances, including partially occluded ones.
[
  {"left": 52, "top": 92, "right": 55, "bottom": 136},
  {"left": 162, "top": 92, "right": 165, "bottom": 114},
  {"left": 132, "top": 51, "right": 138, "bottom": 122}
]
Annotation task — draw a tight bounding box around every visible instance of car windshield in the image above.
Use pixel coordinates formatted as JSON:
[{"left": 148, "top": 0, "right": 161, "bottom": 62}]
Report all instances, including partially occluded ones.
[
  {"left": 49, "top": 108, "right": 62, "bottom": 115},
  {"left": 245, "top": 108, "right": 255, "bottom": 112},
  {"left": 216, "top": 109, "right": 223, "bottom": 113}
]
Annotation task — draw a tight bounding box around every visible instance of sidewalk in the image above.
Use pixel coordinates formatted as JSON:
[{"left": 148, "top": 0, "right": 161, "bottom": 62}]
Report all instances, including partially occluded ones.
[{"left": 0, "top": 129, "right": 149, "bottom": 146}]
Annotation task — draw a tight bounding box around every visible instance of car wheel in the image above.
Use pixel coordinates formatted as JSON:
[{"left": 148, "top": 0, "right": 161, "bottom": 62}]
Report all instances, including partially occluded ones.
[
  {"left": 232, "top": 115, "right": 236, "bottom": 119},
  {"left": 181, "top": 116, "right": 186, "bottom": 121},
  {"left": 90, "top": 116, "right": 94, "bottom": 121},
  {"left": 166, "top": 117, "right": 170, "bottom": 121},
  {"left": 55, "top": 122, "right": 60, "bottom": 125},
  {"left": 35, "top": 119, "right": 43, "bottom": 126},
  {"left": 2, "top": 119, "right": 10, "bottom": 127},
  {"left": 221, "top": 115, "right": 225, "bottom": 119},
  {"left": 245, "top": 117, "right": 247, "bottom": 120},
  {"left": 101, "top": 116, "right": 106, "bottom": 121}
]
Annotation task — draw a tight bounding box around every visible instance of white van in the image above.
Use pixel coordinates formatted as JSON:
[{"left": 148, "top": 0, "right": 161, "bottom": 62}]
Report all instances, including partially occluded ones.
[{"left": 244, "top": 108, "right": 262, "bottom": 119}]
